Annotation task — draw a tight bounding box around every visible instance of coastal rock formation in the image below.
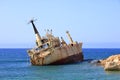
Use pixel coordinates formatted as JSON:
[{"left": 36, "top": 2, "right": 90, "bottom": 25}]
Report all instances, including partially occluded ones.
[{"left": 100, "top": 54, "right": 120, "bottom": 71}]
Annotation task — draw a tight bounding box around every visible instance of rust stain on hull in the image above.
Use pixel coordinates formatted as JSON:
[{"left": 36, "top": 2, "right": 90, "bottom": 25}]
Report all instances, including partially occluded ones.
[{"left": 50, "top": 52, "right": 83, "bottom": 65}]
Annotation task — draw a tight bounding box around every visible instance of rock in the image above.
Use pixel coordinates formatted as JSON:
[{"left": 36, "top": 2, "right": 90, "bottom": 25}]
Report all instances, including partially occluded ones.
[
  {"left": 90, "top": 60, "right": 101, "bottom": 64},
  {"left": 100, "top": 54, "right": 120, "bottom": 71}
]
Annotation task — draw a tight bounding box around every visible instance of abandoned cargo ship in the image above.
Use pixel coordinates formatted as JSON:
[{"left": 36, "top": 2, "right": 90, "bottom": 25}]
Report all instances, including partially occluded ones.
[{"left": 27, "top": 19, "right": 84, "bottom": 65}]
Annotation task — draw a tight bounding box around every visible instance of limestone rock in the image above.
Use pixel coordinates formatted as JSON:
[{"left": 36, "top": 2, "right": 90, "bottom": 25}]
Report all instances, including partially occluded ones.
[{"left": 100, "top": 54, "right": 120, "bottom": 71}]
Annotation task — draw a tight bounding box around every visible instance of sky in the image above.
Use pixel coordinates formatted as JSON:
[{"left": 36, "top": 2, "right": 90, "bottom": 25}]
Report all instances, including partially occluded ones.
[{"left": 0, "top": 0, "right": 120, "bottom": 48}]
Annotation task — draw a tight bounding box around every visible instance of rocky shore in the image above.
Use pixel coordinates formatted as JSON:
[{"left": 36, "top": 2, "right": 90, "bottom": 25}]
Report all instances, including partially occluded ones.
[{"left": 100, "top": 54, "right": 120, "bottom": 71}]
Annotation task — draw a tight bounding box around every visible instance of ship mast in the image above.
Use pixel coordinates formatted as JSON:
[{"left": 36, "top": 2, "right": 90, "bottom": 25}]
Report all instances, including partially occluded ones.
[
  {"left": 29, "top": 20, "right": 42, "bottom": 47},
  {"left": 66, "top": 31, "right": 73, "bottom": 44}
]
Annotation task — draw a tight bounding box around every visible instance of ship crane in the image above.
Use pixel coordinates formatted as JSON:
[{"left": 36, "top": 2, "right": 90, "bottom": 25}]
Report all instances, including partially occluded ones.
[{"left": 29, "top": 19, "right": 42, "bottom": 47}]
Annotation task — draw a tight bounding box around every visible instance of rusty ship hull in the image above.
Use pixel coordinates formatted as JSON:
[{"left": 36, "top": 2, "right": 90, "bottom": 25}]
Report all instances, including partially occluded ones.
[
  {"left": 28, "top": 42, "right": 83, "bottom": 65},
  {"left": 27, "top": 19, "right": 83, "bottom": 65},
  {"left": 49, "top": 52, "right": 83, "bottom": 65}
]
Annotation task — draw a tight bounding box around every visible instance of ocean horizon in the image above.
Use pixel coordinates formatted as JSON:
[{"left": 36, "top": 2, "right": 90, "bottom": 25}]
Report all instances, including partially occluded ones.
[{"left": 0, "top": 48, "right": 120, "bottom": 80}]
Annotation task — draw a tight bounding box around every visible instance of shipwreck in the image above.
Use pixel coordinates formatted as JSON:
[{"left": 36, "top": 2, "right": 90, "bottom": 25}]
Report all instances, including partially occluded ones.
[{"left": 27, "top": 19, "right": 84, "bottom": 65}]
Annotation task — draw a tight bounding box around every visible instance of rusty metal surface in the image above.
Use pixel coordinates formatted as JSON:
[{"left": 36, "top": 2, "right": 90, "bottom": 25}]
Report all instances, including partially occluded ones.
[
  {"left": 49, "top": 52, "right": 83, "bottom": 65},
  {"left": 28, "top": 43, "right": 83, "bottom": 65},
  {"left": 27, "top": 20, "right": 83, "bottom": 65}
]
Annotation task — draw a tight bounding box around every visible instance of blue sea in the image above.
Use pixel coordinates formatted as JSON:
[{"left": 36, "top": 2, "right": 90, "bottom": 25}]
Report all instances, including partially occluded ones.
[{"left": 0, "top": 48, "right": 120, "bottom": 80}]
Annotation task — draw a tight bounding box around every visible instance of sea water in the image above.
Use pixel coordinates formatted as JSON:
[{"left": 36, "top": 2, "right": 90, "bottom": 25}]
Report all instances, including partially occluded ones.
[{"left": 0, "top": 48, "right": 120, "bottom": 80}]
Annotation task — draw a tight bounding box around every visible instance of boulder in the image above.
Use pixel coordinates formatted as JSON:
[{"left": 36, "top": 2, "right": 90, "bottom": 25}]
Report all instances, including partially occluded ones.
[{"left": 100, "top": 54, "right": 120, "bottom": 71}]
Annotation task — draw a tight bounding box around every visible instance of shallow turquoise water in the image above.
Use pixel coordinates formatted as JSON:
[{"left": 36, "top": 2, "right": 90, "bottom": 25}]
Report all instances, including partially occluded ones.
[{"left": 0, "top": 48, "right": 120, "bottom": 80}]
